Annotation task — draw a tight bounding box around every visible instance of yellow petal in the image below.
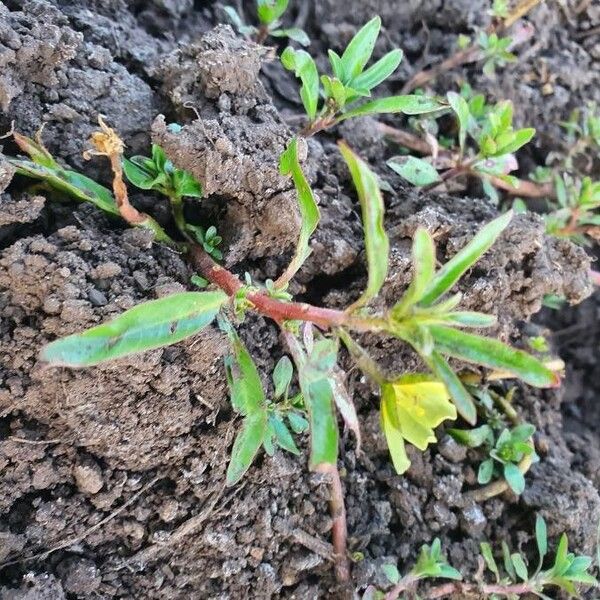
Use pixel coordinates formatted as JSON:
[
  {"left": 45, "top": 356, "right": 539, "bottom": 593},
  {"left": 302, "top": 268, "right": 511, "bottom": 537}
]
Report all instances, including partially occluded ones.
[{"left": 381, "top": 391, "right": 410, "bottom": 474}]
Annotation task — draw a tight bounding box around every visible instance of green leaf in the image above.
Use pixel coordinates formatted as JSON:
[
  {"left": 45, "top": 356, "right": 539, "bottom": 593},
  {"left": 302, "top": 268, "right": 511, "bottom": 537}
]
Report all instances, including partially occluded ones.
[
  {"left": 281, "top": 48, "right": 320, "bottom": 120},
  {"left": 387, "top": 156, "right": 440, "bottom": 186},
  {"left": 502, "top": 542, "right": 517, "bottom": 581},
  {"left": 391, "top": 227, "right": 436, "bottom": 317},
  {"left": 424, "top": 351, "right": 477, "bottom": 424},
  {"left": 287, "top": 411, "right": 309, "bottom": 433},
  {"left": 227, "top": 413, "right": 268, "bottom": 485},
  {"left": 351, "top": 49, "right": 403, "bottom": 92},
  {"left": 536, "top": 515, "right": 548, "bottom": 563},
  {"left": 447, "top": 91, "right": 470, "bottom": 155},
  {"left": 448, "top": 424, "right": 493, "bottom": 448},
  {"left": 270, "top": 413, "right": 300, "bottom": 455},
  {"left": 495, "top": 128, "right": 535, "bottom": 155},
  {"left": 40, "top": 291, "right": 227, "bottom": 367},
  {"left": 273, "top": 356, "right": 294, "bottom": 398},
  {"left": 439, "top": 312, "right": 497, "bottom": 327},
  {"left": 306, "top": 377, "right": 338, "bottom": 468},
  {"left": 504, "top": 462, "right": 526, "bottom": 495},
  {"left": 511, "top": 553, "right": 529, "bottom": 581},
  {"left": 10, "top": 158, "right": 119, "bottom": 217},
  {"left": 338, "top": 141, "right": 389, "bottom": 309},
  {"left": 222, "top": 6, "right": 246, "bottom": 31},
  {"left": 478, "top": 458, "right": 494, "bottom": 484},
  {"left": 286, "top": 336, "right": 339, "bottom": 468},
  {"left": 172, "top": 169, "right": 203, "bottom": 198},
  {"left": 340, "top": 16, "right": 381, "bottom": 82},
  {"left": 480, "top": 542, "right": 500, "bottom": 580},
  {"left": 381, "top": 564, "right": 400, "bottom": 585},
  {"left": 278, "top": 138, "right": 320, "bottom": 284},
  {"left": 328, "top": 49, "right": 345, "bottom": 81},
  {"left": 339, "top": 95, "right": 444, "bottom": 121},
  {"left": 428, "top": 325, "right": 556, "bottom": 388},
  {"left": 419, "top": 211, "right": 513, "bottom": 306},
  {"left": 270, "top": 27, "right": 310, "bottom": 46},
  {"left": 257, "top": 0, "right": 289, "bottom": 25},
  {"left": 122, "top": 157, "right": 156, "bottom": 190}
]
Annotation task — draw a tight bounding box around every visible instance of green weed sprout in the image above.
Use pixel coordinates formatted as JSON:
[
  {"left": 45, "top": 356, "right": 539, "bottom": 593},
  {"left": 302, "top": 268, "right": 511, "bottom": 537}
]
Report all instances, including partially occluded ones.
[
  {"left": 368, "top": 516, "right": 597, "bottom": 599},
  {"left": 450, "top": 423, "right": 537, "bottom": 495},
  {"left": 388, "top": 94, "right": 535, "bottom": 200},
  {"left": 477, "top": 31, "right": 516, "bottom": 77},
  {"left": 223, "top": 0, "right": 309, "bottom": 46},
  {"left": 281, "top": 16, "right": 444, "bottom": 136},
  {"left": 545, "top": 174, "right": 600, "bottom": 244}
]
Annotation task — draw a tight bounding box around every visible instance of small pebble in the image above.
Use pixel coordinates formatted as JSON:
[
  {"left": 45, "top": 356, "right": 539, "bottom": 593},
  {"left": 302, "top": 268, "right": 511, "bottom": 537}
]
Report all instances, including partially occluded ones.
[{"left": 88, "top": 288, "right": 108, "bottom": 306}]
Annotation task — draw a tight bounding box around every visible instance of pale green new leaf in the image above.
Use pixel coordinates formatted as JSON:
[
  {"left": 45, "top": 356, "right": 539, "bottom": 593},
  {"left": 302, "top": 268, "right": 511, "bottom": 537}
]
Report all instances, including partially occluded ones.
[
  {"left": 392, "top": 227, "right": 435, "bottom": 317},
  {"left": 40, "top": 291, "right": 227, "bottom": 367},
  {"left": 339, "top": 95, "right": 444, "bottom": 121},
  {"left": 387, "top": 156, "right": 440, "bottom": 186},
  {"left": 281, "top": 47, "right": 320, "bottom": 120},
  {"left": 419, "top": 211, "right": 513, "bottom": 306},
  {"left": 447, "top": 91, "right": 470, "bottom": 155},
  {"left": 338, "top": 141, "right": 389, "bottom": 309},
  {"left": 270, "top": 27, "right": 310, "bottom": 46},
  {"left": 257, "top": 0, "right": 288, "bottom": 25},
  {"left": 495, "top": 128, "right": 536, "bottom": 155},
  {"left": 428, "top": 325, "right": 557, "bottom": 387},
  {"left": 424, "top": 350, "right": 477, "bottom": 424},
  {"left": 340, "top": 16, "right": 381, "bottom": 81},
  {"left": 277, "top": 138, "right": 320, "bottom": 285}
]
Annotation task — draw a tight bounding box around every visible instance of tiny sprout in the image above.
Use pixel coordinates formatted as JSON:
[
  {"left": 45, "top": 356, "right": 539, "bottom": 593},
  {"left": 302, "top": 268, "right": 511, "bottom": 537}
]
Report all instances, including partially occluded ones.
[
  {"left": 187, "top": 224, "right": 223, "bottom": 260},
  {"left": 477, "top": 31, "right": 516, "bottom": 78},
  {"left": 223, "top": 0, "right": 310, "bottom": 46}
]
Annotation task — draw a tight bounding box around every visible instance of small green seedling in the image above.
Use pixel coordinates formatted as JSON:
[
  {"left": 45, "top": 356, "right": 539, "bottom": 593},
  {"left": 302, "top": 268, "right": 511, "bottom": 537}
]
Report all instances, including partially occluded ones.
[
  {"left": 479, "top": 516, "right": 598, "bottom": 598},
  {"left": 223, "top": 0, "right": 309, "bottom": 46},
  {"left": 366, "top": 516, "right": 597, "bottom": 599},
  {"left": 478, "top": 31, "right": 516, "bottom": 78},
  {"left": 454, "top": 423, "right": 537, "bottom": 495},
  {"left": 364, "top": 538, "right": 461, "bottom": 599},
  {"left": 388, "top": 94, "right": 535, "bottom": 201},
  {"left": 282, "top": 16, "right": 444, "bottom": 135},
  {"left": 545, "top": 174, "right": 600, "bottom": 245}
]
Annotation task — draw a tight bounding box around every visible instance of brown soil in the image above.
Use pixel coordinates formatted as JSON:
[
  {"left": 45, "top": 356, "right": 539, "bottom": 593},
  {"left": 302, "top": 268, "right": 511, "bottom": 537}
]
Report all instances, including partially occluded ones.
[{"left": 0, "top": 1, "right": 598, "bottom": 598}]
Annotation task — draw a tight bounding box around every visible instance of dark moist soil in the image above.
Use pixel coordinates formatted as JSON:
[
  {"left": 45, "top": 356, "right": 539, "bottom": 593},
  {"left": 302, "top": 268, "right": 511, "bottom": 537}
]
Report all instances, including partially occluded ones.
[{"left": 0, "top": 1, "right": 598, "bottom": 598}]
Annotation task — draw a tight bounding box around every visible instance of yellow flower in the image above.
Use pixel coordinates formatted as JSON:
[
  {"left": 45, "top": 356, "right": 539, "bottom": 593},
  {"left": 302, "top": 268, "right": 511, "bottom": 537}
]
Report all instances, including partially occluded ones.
[{"left": 381, "top": 375, "right": 457, "bottom": 474}]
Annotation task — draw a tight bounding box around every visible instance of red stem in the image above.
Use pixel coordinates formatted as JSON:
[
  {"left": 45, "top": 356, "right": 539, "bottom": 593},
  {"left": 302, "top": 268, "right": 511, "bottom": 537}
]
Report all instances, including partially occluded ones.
[{"left": 189, "top": 244, "right": 379, "bottom": 331}]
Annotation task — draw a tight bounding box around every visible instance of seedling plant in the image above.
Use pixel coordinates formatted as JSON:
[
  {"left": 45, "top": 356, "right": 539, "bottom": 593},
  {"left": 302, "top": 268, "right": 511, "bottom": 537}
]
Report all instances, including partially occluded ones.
[{"left": 366, "top": 515, "right": 597, "bottom": 599}]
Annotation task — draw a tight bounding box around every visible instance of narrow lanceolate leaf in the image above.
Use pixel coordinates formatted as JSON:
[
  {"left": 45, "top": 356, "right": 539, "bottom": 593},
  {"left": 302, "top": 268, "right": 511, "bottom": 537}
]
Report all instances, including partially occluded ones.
[
  {"left": 227, "top": 413, "right": 268, "bottom": 485},
  {"left": 338, "top": 141, "right": 389, "bottom": 310},
  {"left": 439, "top": 312, "right": 497, "bottom": 328},
  {"left": 40, "top": 291, "right": 227, "bottom": 367},
  {"left": 341, "top": 16, "right": 381, "bottom": 82},
  {"left": 428, "top": 326, "right": 557, "bottom": 387},
  {"left": 9, "top": 158, "right": 119, "bottom": 216},
  {"left": 447, "top": 91, "right": 470, "bottom": 156},
  {"left": 281, "top": 47, "right": 319, "bottom": 120},
  {"left": 392, "top": 227, "right": 435, "bottom": 317},
  {"left": 495, "top": 128, "right": 536, "bottom": 156},
  {"left": 419, "top": 211, "right": 513, "bottom": 306},
  {"left": 351, "top": 49, "right": 403, "bottom": 91},
  {"left": 387, "top": 156, "right": 441, "bottom": 187},
  {"left": 424, "top": 350, "right": 477, "bottom": 424},
  {"left": 277, "top": 138, "right": 320, "bottom": 286},
  {"left": 222, "top": 321, "right": 269, "bottom": 485},
  {"left": 286, "top": 335, "right": 339, "bottom": 469},
  {"left": 338, "top": 95, "right": 445, "bottom": 121}
]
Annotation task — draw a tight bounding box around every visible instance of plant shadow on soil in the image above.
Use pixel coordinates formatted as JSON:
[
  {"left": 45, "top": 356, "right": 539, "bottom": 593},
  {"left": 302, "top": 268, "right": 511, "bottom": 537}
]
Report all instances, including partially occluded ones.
[{"left": 0, "top": 1, "right": 599, "bottom": 598}]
